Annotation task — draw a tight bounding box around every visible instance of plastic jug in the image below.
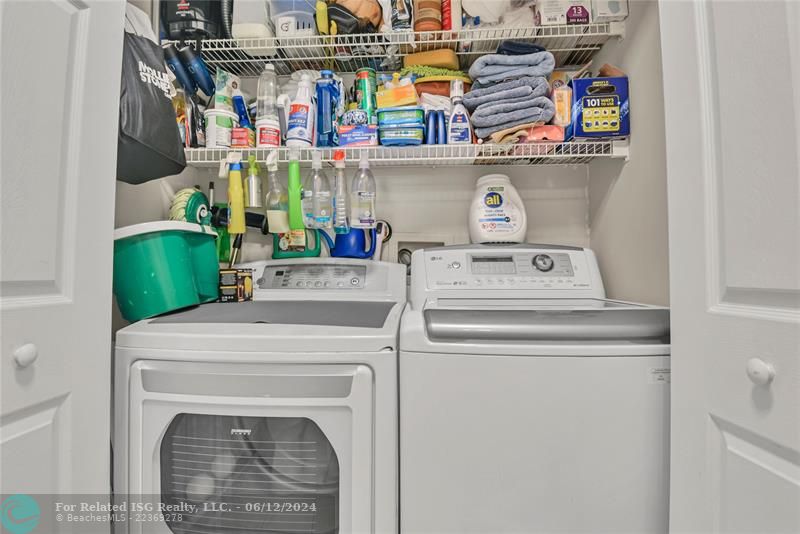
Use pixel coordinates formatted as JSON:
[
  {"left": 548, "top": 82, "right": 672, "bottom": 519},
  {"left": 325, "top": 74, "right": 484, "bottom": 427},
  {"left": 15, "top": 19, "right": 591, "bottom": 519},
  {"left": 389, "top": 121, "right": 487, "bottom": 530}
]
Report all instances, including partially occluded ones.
[
  {"left": 272, "top": 229, "right": 322, "bottom": 258},
  {"left": 468, "top": 174, "right": 527, "bottom": 243},
  {"left": 320, "top": 228, "right": 377, "bottom": 259}
]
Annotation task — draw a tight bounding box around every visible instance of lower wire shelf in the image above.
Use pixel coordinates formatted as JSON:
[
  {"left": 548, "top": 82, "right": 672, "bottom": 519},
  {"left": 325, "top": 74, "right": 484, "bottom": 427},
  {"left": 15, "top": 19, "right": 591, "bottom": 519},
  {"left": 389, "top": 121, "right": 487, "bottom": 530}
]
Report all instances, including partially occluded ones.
[{"left": 184, "top": 140, "right": 629, "bottom": 168}]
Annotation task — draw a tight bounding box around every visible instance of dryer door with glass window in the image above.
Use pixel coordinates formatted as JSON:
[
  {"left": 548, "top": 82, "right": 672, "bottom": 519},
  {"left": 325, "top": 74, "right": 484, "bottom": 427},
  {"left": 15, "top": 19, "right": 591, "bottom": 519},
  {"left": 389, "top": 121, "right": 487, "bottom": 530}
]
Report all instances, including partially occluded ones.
[{"left": 125, "top": 360, "right": 374, "bottom": 534}]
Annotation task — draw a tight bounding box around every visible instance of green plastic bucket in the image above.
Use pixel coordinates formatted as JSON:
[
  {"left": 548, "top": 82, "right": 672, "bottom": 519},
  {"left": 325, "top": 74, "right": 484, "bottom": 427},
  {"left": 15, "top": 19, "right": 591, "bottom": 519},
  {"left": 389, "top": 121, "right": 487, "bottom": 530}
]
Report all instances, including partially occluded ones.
[
  {"left": 186, "top": 230, "right": 220, "bottom": 303},
  {"left": 114, "top": 222, "right": 219, "bottom": 322}
]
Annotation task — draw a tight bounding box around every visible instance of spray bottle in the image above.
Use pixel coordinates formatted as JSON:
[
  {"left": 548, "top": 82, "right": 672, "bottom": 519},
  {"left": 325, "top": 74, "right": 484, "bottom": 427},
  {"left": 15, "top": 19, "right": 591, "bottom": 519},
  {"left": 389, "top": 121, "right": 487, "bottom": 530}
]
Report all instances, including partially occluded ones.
[
  {"left": 304, "top": 151, "right": 332, "bottom": 229},
  {"left": 315, "top": 70, "right": 340, "bottom": 147},
  {"left": 350, "top": 151, "right": 377, "bottom": 229},
  {"left": 271, "top": 150, "right": 322, "bottom": 258},
  {"left": 447, "top": 79, "right": 473, "bottom": 144},
  {"left": 226, "top": 153, "right": 246, "bottom": 265},
  {"left": 244, "top": 155, "right": 263, "bottom": 208},
  {"left": 264, "top": 150, "right": 289, "bottom": 233},
  {"left": 271, "top": 149, "right": 309, "bottom": 254},
  {"left": 333, "top": 150, "right": 349, "bottom": 234}
]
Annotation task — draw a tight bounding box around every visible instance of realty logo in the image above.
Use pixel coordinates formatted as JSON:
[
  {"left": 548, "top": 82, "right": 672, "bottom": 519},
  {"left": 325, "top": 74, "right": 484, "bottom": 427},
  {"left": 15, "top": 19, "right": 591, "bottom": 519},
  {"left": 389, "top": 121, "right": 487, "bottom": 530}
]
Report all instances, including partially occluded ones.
[{"left": 1, "top": 494, "right": 40, "bottom": 534}]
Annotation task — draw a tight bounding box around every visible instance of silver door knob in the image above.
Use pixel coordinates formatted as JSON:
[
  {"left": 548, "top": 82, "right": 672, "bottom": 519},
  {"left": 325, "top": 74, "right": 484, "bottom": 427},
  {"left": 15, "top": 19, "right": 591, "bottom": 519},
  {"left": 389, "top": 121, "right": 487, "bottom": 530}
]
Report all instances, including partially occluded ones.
[{"left": 746, "top": 358, "right": 775, "bottom": 386}]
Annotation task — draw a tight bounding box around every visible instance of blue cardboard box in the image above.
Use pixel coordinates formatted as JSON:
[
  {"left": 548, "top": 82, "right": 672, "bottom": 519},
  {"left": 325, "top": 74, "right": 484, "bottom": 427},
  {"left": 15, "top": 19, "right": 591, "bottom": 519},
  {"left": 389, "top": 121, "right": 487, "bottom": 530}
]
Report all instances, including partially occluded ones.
[{"left": 568, "top": 76, "right": 630, "bottom": 138}]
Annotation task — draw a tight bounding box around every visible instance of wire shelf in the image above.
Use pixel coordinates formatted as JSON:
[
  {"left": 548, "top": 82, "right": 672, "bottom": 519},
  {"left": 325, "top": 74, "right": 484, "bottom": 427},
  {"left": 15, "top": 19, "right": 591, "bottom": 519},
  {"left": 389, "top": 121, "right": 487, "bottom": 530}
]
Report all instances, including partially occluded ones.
[
  {"left": 178, "top": 22, "right": 624, "bottom": 77},
  {"left": 184, "top": 140, "right": 629, "bottom": 168}
]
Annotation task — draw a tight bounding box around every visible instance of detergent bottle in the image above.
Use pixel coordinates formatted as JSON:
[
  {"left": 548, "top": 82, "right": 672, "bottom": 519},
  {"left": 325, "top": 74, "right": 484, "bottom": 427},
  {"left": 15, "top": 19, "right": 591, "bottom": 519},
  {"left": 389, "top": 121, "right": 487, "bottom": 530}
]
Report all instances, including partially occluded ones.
[
  {"left": 468, "top": 174, "right": 527, "bottom": 243},
  {"left": 285, "top": 74, "right": 315, "bottom": 147},
  {"left": 350, "top": 151, "right": 376, "bottom": 229}
]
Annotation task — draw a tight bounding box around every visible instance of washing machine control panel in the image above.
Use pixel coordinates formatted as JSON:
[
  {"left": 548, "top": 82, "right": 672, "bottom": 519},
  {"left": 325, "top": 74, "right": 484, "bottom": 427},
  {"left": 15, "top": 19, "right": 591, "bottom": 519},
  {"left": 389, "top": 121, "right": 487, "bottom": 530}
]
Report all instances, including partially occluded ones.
[
  {"left": 423, "top": 248, "right": 596, "bottom": 291},
  {"left": 257, "top": 264, "right": 367, "bottom": 289}
]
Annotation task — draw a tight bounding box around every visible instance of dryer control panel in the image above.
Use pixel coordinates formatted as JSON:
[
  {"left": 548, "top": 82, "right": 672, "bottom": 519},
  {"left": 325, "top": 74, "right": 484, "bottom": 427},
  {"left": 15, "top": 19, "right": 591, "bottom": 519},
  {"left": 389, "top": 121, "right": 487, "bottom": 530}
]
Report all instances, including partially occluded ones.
[
  {"left": 241, "top": 258, "right": 407, "bottom": 303},
  {"left": 258, "top": 264, "right": 367, "bottom": 289},
  {"left": 410, "top": 245, "right": 606, "bottom": 306}
]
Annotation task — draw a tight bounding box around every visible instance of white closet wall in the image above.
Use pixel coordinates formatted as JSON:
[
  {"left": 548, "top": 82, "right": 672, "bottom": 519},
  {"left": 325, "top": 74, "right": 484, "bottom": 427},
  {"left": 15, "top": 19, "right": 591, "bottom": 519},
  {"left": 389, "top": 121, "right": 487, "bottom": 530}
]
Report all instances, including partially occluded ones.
[
  {"left": 587, "top": 0, "right": 670, "bottom": 305},
  {"left": 116, "top": 165, "right": 590, "bottom": 254}
]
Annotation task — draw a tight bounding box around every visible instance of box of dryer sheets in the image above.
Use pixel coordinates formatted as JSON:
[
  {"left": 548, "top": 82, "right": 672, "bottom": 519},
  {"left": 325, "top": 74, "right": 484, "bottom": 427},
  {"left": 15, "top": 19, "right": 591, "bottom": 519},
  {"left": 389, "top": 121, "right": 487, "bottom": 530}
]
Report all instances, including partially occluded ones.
[
  {"left": 568, "top": 76, "right": 629, "bottom": 138},
  {"left": 534, "top": 0, "right": 591, "bottom": 25},
  {"left": 592, "top": 0, "right": 628, "bottom": 22}
]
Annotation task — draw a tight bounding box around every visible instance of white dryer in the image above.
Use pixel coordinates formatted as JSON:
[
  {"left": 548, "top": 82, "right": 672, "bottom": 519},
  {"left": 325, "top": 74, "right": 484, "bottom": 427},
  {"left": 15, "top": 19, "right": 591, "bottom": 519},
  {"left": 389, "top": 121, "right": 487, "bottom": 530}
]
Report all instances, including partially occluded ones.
[
  {"left": 399, "top": 244, "right": 670, "bottom": 533},
  {"left": 114, "top": 258, "right": 406, "bottom": 534}
]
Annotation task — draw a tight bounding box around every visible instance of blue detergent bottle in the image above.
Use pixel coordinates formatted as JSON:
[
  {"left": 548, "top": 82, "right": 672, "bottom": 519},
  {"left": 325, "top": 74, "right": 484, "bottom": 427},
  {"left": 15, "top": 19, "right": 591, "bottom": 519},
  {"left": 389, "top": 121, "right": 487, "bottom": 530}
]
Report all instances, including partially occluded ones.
[{"left": 315, "top": 70, "right": 340, "bottom": 147}]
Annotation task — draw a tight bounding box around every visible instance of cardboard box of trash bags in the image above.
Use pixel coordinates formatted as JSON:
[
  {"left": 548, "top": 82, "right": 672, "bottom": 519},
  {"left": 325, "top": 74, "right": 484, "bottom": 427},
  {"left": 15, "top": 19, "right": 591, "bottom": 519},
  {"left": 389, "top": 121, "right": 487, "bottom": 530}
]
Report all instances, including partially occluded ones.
[{"left": 568, "top": 76, "right": 630, "bottom": 139}]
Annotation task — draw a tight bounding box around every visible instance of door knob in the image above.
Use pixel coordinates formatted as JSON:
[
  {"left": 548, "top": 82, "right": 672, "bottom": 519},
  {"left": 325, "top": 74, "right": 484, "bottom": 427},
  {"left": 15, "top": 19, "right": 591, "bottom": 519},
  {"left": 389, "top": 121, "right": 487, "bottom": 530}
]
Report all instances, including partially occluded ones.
[
  {"left": 12, "top": 343, "right": 38, "bottom": 368},
  {"left": 746, "top": 358, "right": 775, "bottom": 386}
]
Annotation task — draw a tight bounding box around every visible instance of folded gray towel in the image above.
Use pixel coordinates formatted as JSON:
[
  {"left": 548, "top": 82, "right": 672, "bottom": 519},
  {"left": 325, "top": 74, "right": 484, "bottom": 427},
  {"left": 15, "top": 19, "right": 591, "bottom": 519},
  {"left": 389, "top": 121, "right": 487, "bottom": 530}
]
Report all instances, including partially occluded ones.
[
  {"left": 462, "top": 76, "right": 550, "bottom": 112},
  {"left": 468, "top": 51, "right": 555, "bottom": 82},
  {"left": 471, "top": 96, "right": 555, "bottom": 126},
  {"left": 472, "top": 96, "right": 555, "bottom": 139},
  {"left": 475, "top": 67, "right": 547, "bottom": 86}
]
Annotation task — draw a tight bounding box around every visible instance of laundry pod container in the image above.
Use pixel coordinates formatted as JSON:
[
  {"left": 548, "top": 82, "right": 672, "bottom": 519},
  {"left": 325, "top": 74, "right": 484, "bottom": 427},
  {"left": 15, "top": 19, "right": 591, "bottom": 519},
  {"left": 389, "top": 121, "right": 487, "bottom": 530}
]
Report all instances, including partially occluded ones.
[{"left": 113, "top": 221, "right": 219, "bottom": 322}]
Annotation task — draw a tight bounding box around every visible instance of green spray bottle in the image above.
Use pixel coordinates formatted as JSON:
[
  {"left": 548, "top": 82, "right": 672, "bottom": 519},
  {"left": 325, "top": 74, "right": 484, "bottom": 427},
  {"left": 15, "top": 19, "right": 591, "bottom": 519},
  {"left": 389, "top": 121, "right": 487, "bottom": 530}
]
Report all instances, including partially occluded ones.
[{"left": 272, "top": 150, "right": 321, "bottom": 258}]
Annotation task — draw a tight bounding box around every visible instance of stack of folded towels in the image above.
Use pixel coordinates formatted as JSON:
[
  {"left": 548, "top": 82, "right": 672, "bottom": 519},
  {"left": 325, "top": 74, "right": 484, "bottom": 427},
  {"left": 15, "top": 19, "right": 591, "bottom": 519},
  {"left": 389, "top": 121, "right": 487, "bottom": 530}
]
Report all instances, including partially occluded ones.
[{"left": 464, "top": 46, "right": 556, "bottom": 141}]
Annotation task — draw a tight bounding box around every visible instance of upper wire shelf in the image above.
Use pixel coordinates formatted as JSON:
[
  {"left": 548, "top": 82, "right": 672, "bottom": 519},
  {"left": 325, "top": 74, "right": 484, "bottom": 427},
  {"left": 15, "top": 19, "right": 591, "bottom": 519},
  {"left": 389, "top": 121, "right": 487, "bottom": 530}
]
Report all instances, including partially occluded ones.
[
  {"left": 174, "top": 22, "right": 624, "bottom": 77},
  {"left": 184, "top": 141, "right": 629, "bottom": 168}
]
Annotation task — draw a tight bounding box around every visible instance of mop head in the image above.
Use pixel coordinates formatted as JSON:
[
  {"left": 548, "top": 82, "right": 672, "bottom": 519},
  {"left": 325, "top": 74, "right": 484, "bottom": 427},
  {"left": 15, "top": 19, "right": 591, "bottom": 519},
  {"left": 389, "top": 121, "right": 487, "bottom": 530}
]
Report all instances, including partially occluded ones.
[{"left": 169, "top": 188, "right": 211, "bottom": 225}]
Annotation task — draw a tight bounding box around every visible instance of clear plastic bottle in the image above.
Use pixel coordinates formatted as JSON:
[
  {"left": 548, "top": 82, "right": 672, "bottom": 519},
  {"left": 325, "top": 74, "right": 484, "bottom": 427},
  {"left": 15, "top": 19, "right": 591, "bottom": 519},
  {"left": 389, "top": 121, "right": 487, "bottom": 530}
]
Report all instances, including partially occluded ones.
[
  {"left": 311, "top": 152, "right": 332, "bottom": 229},
  {"left": 256, "top": 64, "right": 279, "bottom": 120},
  {"left": 256, "top": 64, "right": 281, "bottom": 147},
  {"left": 332, "top": 150, "right": 349, "bottom": 234},
  {"left": 302, "top": 151, "right": 332, "bottom": 229},
  {"left": 350, "top": 151, "right": 377, "bottom": 229},
  {"left": 264, "top": 151, "right": 289, "bottom": 233}
]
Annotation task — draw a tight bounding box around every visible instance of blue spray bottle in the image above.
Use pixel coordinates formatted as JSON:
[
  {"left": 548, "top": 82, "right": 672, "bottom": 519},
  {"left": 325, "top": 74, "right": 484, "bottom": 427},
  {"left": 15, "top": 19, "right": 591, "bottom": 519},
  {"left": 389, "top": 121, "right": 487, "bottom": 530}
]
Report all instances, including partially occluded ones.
[{"left": 315, "top": 70, "right": 340, "bottom": 147}]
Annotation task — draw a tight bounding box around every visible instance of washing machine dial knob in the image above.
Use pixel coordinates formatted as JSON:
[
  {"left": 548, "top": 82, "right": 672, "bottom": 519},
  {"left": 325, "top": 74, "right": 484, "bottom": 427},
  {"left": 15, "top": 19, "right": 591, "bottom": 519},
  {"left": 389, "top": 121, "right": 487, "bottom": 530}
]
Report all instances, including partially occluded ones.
[{"left": 533, "top": 254, "right": 554, "bottom": 272}]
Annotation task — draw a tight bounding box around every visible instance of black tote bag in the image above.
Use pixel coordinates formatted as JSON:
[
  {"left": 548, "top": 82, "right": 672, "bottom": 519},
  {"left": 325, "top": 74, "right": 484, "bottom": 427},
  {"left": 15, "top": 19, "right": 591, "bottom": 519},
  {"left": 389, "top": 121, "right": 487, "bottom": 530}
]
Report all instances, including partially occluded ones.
[{"left": 117, "top": 6, "right": 186, "bottom": 184}]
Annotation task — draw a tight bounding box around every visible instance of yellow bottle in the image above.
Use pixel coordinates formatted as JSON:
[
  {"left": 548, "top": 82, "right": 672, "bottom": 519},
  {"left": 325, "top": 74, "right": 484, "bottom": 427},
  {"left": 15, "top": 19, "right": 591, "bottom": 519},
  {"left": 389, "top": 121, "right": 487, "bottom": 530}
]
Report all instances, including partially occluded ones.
[{"left": 227, "top": 156, "right": 246, "bottom": 235}]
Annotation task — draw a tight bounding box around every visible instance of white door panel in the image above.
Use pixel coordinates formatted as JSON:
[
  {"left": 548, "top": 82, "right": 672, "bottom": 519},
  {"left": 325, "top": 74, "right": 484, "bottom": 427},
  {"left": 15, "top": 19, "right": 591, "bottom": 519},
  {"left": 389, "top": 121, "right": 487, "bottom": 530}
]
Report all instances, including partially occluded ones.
[
  {"left": 1, "top": 0, "right": 126, "bottom": 499},
  {"left": 660, "top": 0, "right": 800, "bottom": 532}
]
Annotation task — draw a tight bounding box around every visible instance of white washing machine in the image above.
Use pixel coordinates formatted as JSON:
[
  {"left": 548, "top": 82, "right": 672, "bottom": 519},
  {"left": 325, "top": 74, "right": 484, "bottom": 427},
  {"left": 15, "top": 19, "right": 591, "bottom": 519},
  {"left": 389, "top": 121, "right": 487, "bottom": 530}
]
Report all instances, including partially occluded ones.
[
  {"left": 114, "top": 258, "right": 406, "bottom": 534},
  {"left": 399, "top": 244, "right": 670, "bottom": 534}
]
